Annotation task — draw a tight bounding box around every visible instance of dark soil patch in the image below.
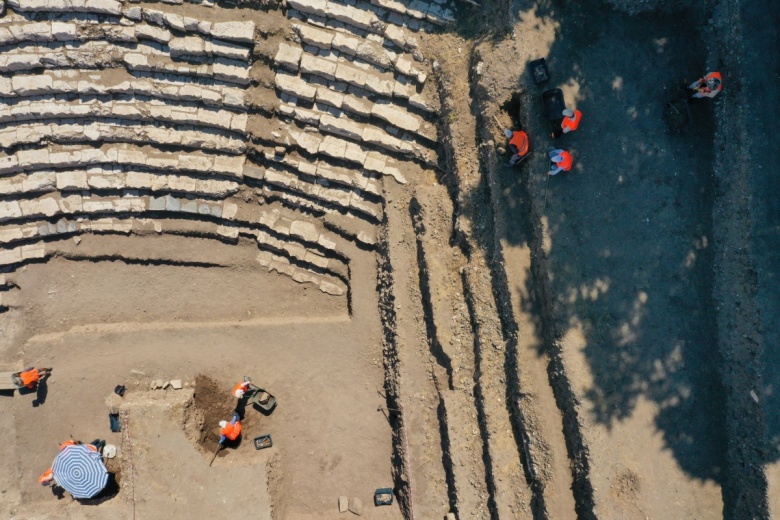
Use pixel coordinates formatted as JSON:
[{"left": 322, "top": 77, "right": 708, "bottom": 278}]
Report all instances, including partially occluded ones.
[{"left": 190, "top": 374, "right": 237, "bottom": 454}]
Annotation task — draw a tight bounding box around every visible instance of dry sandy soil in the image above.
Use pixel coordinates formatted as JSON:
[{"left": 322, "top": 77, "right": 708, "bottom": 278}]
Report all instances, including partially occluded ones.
[{"left": 1, "top": 0, "right": 777, "bottom": 518}]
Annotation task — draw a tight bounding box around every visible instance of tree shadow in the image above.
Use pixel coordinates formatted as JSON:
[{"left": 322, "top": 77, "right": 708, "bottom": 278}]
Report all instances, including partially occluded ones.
[{"left": 459, "top": 0, "right": 743, "bottom": 496}]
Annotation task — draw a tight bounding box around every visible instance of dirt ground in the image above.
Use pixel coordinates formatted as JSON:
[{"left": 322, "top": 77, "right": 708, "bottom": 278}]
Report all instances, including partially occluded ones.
[{"left": 1, "top": 0, "right": 776, "bottom": 517}]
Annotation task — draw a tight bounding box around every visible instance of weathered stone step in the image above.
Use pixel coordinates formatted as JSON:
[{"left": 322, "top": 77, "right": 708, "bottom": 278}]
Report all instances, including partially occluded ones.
[
  {"left": 0, "top": 96, "right": 248, "bottom": 133},
  {"left": 0, "top": 166, "right": 240, "bottom": 198},
  {"left": 276, "top": 103, "right": 437, "bottom": 168},
  {"left": 0, "top": 41, "right": 251, "bottom": 85},
  {"left": 0, "top": 19, "right": 252, "bottom": 61},
  {"left": 254, "top": 165, "right": 383, "bottom": 221},
  {"left": 0, "top": 118, "right": 246, "bottom": 153},
  {"left": 0, "top": 144, "right": 246, "bottom": 178},
  {"left": 5, "top": 0, "right": 257, "bottom": 45},
  {"left": 1, "top": 70, "right": 247, "bottom": 109},
  {"left": 253, "top": 147, "right": 383, "bottom": 197},
  {"left": 253, "top": 120, "right": 411, "bottom": 184},
  {"left": 287, "top": 23, "right": 426, "bottom": 85}
]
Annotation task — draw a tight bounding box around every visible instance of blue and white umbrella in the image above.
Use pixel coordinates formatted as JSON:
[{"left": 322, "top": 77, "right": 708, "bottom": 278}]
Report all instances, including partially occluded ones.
[{"left": 52, "top": 444, "right": 108, "bottom": 499}]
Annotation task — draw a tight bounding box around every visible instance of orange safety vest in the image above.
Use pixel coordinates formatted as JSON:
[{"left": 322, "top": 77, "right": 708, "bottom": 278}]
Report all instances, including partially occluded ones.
[
  {"left": 561, "top": 110, "right": 582, "bottom": 132},
  {"left": 509, "top": 131, "right": 529, "bottom": 156},
  {"left": 555, "top": 151, "right": 573, "bottom": 171},
  {"left": 232, "top": 382, "right": 249, "bottom": 398},
  {"left": 39, "top": 468, "right": 54, "bottom": 485},
  {"left": 698, "top": 71, "right": 722, "bottom": 96},
  {"left": 20, "top": 368, "right": 39, "bottom": 388},
  {"left": 221, "top": 421, "right": 242, "bottom": 441}
]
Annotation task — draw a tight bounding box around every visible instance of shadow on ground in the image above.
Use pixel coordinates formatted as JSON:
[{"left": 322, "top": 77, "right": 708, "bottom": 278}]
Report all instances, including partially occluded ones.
[{"left": 459, "top": 0, "right": 743, "bottom": 491}]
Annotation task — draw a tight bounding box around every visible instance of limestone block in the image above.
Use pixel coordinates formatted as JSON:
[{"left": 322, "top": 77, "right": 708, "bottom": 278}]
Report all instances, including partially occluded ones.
[
  {"left": 17, "top": 147, "right": 49, "bottom": 169},
  {"left": 300, "top": 54, "right": 337, "bottom": 80},
  {"left": 148, "top": 196, "right": 166, "bottom": 211},
  {"left": 243, "top": 164, "right": 266, "bottom": 181},
  {"left": 177, "top": 154, "right": 212, "bottom": 172},
  {"left": 383, "top": 24, "right": 408, "bottom": 49},
  {"left": 319, "top": 280, "right": 344, "bottom": 296},
  {"left": 334, "top": 62, "right": 368, "bottom": 87},
  {"left": 85, "top": 0, "right": 123, "bottom": 15},
  {"left": 0, "top": 248, "right": 23, "bottom": 266},
  {"left": 275, "top": 43, "right": 303, "bottom": 71},
  {"left": 56, "top": 171, "right": 89, "bottom": 190},
  {"left": 393, "top": 76, "right": 416, "bottom": 99},
  {"left": 319, "top": 114, "right": 363, "bottom": 141},
  {"left": 210, "top": 21, "right": 255, "bottom": 44},
  {"left": 0, "top": 200, "right": 22, "bottom": 221},
  {"left": 356, "top": 40, "right": 392, "bottom": 68},
  {"left": 344, "top": 141, "right": 368, "bottom": 165},
  {"left": 213, "top": 155, "right": 245, "bottom": 176},
  {"left": 294, "top": 107, "right": 321, "bottom": 126},
  {"left": 287, "top": 0, "right": 327, "bottom": 18},
  {"left": 318, "top": 135, "right": 347, "bottom": 160},
  {"left": 135, "top": 24, "right": 171, "bottom": 43},
  {"left": 169, "top": 36, "right": 205, "bottom": 56},
  {"left": 371, "top": 101, "right": 421, "bottom": 132},
  {"left": 364, "top": 73, "right": 395, "bottom": 97},
  {"left": 125, "top": 171, "right": 154, "bottom": 189},
  {"left": 290, "top": 129, "right": 322, "bottom": 152},
  {"left": 293, "top": 24, "right": 334, "bottom": 50},
  {"left": 290, "top": 220, "right": 320, "bottom": 243},
  {"left": 275, "top": 73, "right": 317, "bottom": 102},
  {"left": 325, "top": 2, "right": 356, "bottom": 24},
  {"left": 341, "top": 94, "right": 373, "bottom": 117},
  {"left": 124, "top": 6, "right": 143, "bottom": 20},
  {"left": 208, "top": 39, "right": 248, "bottom": 61},
  {"left": 212, "top": 60, "right": 250, "bottom": 85},
  {"left": 59, "top": 194, "right": 83, "bottom": 213},
  {"left": 350, "top": 8, "right": 381, "bottom": 30},
  {"left": 316, "top": 87, "right": 344, "bottom": 109},
  {"left": 371, "top": 0, "right": 407, "bottom": 14},
  {"left": 222, "top": 202, "right": 238, "bottom": 219},
  {"left": 11, "top": 74, "right": 53, "bottom": 95},
  {"left": 331, "top": 32, "right": 360, "bottom": 56},
  {"left": 82, "top": 199, "right": 114, "bottom": 212},
  {"left": 20, "top": 197, "right": 59, "bottom": 218},
  {"left": 426, "top": 3, "right": 456, "bottom": 25},
  {"left": 408, "top": 93, "right": 438, "bottom": 113}
]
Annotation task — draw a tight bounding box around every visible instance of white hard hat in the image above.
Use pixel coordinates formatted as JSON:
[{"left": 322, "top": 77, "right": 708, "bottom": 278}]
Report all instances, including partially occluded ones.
[
  {"left": 219, "top": 420, "right": 227, "bottom": 428},
  {"left": 562, "top": 109, "right": 574, "bottom": 118},
  {"left": 504, "top": 129, "right": 513, "bottom": 138},
  {"left": 235, "top": 389, "right": 245, "bottom": 398}
]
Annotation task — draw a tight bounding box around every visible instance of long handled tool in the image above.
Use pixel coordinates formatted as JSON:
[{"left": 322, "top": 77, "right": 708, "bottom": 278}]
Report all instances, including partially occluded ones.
[{"left": 209, "top": 443, "right": 223, "bottom": 467}]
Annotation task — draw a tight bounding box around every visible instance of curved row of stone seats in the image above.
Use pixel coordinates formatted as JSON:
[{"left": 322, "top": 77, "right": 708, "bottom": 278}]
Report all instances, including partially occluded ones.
[
  {"left": 271, "top": 125, "right": 408, "bottom": 184},
  {"left": 253, "top": 165, "right": 383, "bottom": 221},
  {"left": 0, "top": 70, "right": 247, "bottom": 109},
  {"left": 0, "top": 193, "right": 238, "bottom": 224},
  {"left": 275, "top": 51, "right": 416, "bottom": 101},
  {"left": 0, "top": 213, "right": 348, "bottom": 295},
  {"left": 0, "top": 119, "right": 246, "bottom": 153},
  {"left": 254, "top": 148, "right": 382, "bottom": 197},
  {"left": 6, "top": 0, "right": 257, "bottom": 46},
  {"left": 0, "top": 20, "right": 252, "bottom": 62},
  {"left": 0, "top": 167, "right": 240, "bottom": 197},
  {"left": 0, "top": 43, "right": 251, "bottom": 85},
  {"left": 287, "top": 0, "right": 455, "bottom": 44},
  {"left": 0, "top": 97, "right": 249, "bottom": 134},
  {"left": 287, "top": 23, "right": 426, "bottom": 85},
  {"left": 274, "top": 79, "right": 436, "bottom": 146},
  {"left": 255, "top": 248, "right": 346, "bottom": 296},
  {"left": 279, "top": 105, "right": 437, "bottom": 171},
  {"left": 0, "top": 144, "right": 246, "bottom": 178}
]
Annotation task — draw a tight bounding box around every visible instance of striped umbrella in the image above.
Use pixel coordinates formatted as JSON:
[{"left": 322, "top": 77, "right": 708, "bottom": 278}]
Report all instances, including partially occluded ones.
[{"left": 52, "top": 444, "right": 108, "bottom": 499}]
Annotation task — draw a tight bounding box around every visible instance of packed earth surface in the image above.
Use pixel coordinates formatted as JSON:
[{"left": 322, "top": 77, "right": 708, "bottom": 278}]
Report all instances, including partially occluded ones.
[{"left": 0, "top": 0, "right": 776, "bottom": 518}]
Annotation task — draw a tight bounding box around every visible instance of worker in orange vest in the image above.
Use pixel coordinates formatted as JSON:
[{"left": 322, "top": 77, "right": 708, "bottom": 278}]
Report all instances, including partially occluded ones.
[
  {"left": 232, "top": 377, "right": 252, "bottom": 399},
  {"left": 218, "top": 413, "right": 242, "bottom": 445},
  {"left": 18, "top": 368, "right": 40, "bottom": 389},
  {"left": 504, "top": 129, "right": 529, "bottom": 166},
  {"left": 38, "top": 468, "right": 55, "bottom": 487},
  {"left": 689, "top": 71, "right": 722, "bottom": 99},
  {"left": 547, "top": 147, "right": 573, "bottom": 176},
  {"left": 561, "top": 108, "right": 582, "bottom": 134}
]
